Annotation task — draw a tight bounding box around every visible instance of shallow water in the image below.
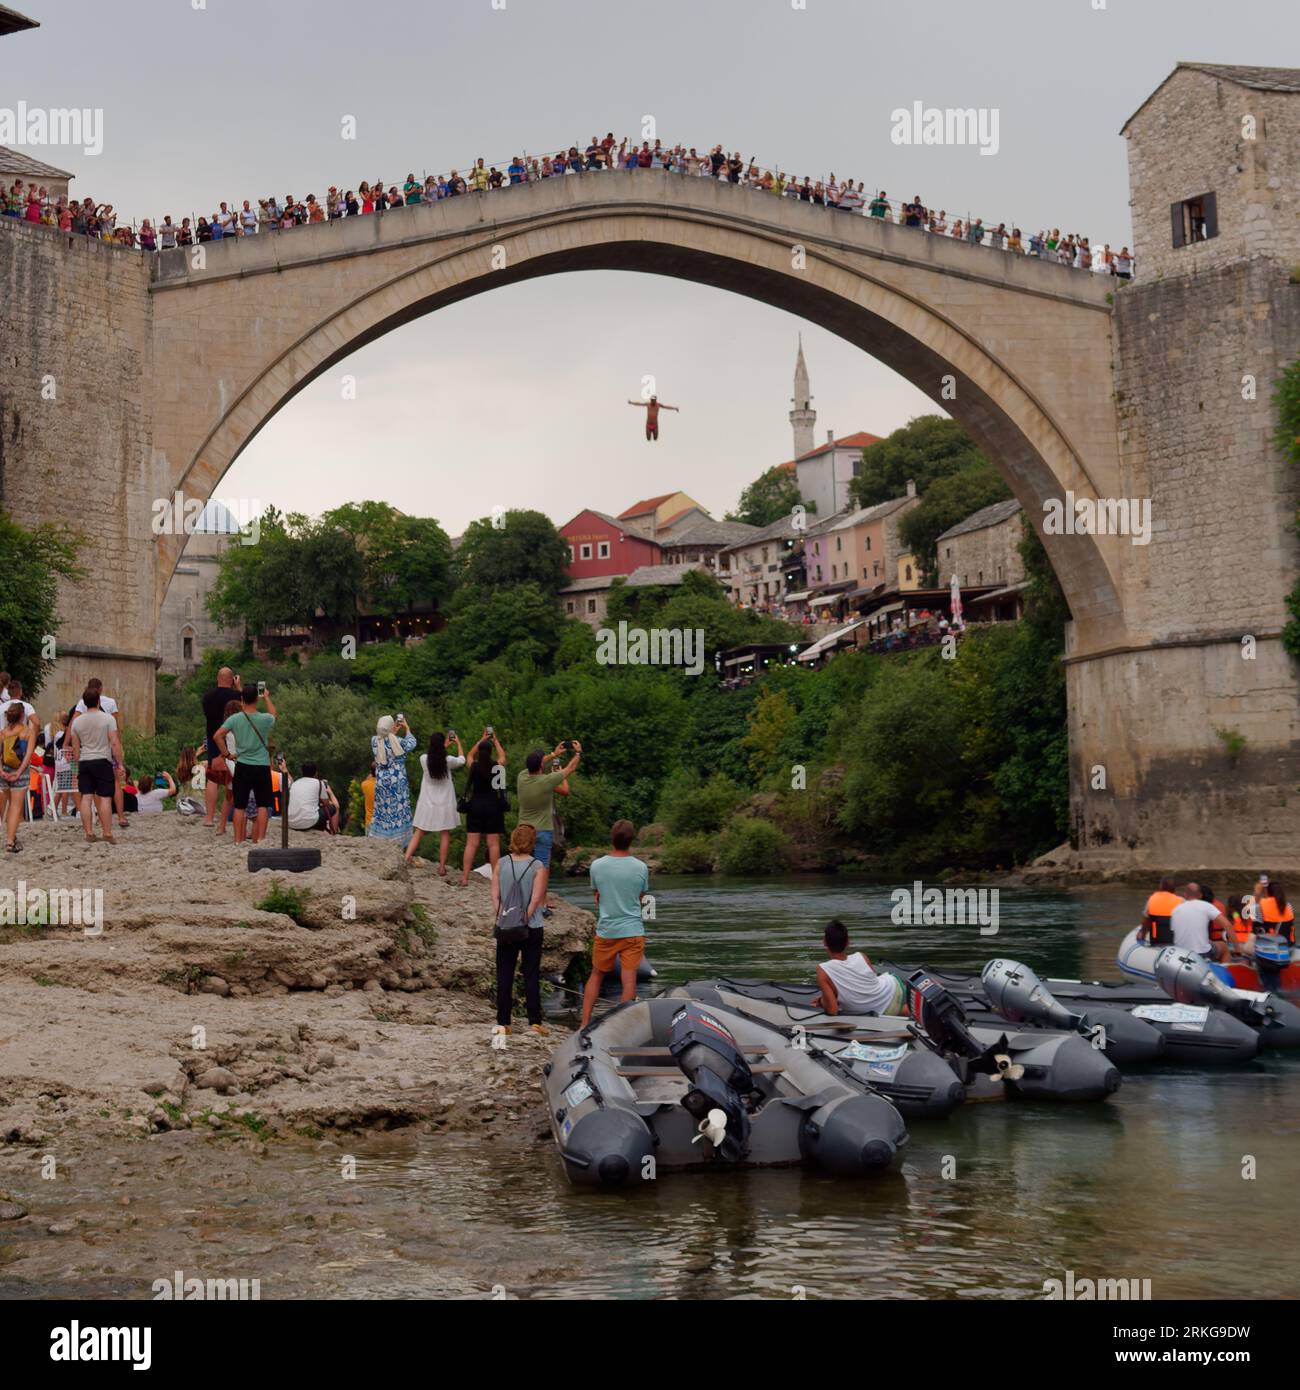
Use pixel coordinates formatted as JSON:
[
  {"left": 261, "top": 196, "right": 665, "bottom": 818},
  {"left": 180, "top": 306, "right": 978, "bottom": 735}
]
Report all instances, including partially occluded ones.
[{"left": 4, "top": 878, "right": 1298, "bottom": 1300}]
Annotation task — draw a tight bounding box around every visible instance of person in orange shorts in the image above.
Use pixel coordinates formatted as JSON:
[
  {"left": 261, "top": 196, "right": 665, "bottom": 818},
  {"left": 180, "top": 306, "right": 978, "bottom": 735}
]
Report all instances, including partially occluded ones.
[{"left": 581, "top": 818, "right": 649, "bottom": 1026}]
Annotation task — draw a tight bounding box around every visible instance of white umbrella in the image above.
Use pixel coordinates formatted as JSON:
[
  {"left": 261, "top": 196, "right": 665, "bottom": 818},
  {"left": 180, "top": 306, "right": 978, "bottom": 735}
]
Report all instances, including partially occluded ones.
[{"left": 949, "top": 573, "right": 963, "bottom": 627}]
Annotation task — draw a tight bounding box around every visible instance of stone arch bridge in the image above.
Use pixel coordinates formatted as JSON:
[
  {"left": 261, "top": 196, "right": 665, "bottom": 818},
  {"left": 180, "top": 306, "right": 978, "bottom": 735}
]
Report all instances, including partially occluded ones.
[{"left": 1, "top": 168, "right": 1296, "bottom": 869}]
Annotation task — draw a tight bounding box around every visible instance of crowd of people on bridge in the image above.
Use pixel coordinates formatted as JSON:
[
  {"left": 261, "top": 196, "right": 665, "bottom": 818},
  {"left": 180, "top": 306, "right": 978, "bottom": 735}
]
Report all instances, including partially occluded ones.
[{"left": 0, "top": 134, "right": 1133, "bottom": 276}]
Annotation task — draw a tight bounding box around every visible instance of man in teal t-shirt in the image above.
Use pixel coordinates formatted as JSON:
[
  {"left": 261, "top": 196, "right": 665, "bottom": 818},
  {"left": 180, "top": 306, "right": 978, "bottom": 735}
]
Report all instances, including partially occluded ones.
[
  {"left": 581, "top": 818, "right": 650, "bottom": 1025},
  {"left": 214, "top": 686, "right": 278, "bottom": 845}
]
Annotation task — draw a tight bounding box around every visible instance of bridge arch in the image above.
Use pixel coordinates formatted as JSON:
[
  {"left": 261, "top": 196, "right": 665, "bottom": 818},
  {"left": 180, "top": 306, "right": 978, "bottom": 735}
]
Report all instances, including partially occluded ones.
[{"left": 149, "top": 173, "right": 1125, "bottom": 651}]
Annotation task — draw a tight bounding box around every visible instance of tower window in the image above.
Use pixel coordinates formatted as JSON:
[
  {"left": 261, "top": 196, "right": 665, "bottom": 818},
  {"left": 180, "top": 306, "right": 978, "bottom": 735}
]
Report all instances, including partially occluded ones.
[{"left": 1170, "top": 192, "right": 1217, "bottom": 248}]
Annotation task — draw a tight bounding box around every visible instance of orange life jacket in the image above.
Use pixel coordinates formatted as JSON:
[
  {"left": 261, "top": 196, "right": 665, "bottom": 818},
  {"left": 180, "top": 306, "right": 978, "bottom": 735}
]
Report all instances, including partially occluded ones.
[
  {"left": 1143, "top": 890, "right": 1182, "bottom": 945},
  {"left": 1259, "top": 896, "right": 1296, "bottom": 946},
  {"left": 1229, "top": 913, "right": 1251, "bottom": 946}
]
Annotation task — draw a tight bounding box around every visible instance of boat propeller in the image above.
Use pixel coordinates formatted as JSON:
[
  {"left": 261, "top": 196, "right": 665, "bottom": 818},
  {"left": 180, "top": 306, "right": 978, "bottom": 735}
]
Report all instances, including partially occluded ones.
[
  {"left": 691, "top": 1108, "right": 729, "bottom": 1148},
  {"left": 908, "top": 970, "right": 1023, "bottom": 1084}
]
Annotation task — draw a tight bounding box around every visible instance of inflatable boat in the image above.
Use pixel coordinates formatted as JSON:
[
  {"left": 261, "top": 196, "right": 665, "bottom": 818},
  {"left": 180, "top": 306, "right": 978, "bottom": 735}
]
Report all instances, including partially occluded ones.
[
  {"left": 543, "top": 998, "right": 908, "bottom": 1188},
  {"left": 1118, "top": 927, "right": 1300, "bottom": 995},
  {"left": 672, "top": 971, "right": 1121, "bottom": 1110},
  {"left": 888, "top": 958, "right": 1262, "bottom": 1065}
]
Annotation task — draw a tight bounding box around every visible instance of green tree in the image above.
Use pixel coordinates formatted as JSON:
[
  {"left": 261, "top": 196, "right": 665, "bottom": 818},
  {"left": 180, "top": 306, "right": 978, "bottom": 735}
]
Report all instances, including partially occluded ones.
[
  {"left": 1018, "top": 516, "right": 1071, "bottom": 638},
  {"left": 849, "top": 416, "right": 988, "bottom": 508},
  {"left": 208, "top": 507, "right": 360, "bottom": 633},
  {"left": 430, "top": 583, "right": 566, "bottom": 680},
  {"left": 741, "top": 687, "right": 797, "bottom": 783},
  {"left": 323, "top": 501, "right": 453, "bottom": 617},
  {"left": 455, "top": 509, "right": 570, "bottom": 596},
  {"left": 0, "top": 511, "right": 84, "bottom": 694},
  {"left": 726, "top": 465, "right": 812, "bottom": 526},
  {"left": 899, "top": 461, "right": 1012, "bottom": 583}
]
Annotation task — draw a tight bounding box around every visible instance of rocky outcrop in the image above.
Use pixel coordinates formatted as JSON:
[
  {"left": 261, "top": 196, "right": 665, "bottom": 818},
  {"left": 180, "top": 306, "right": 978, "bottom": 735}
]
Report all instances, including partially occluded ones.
[{"left": 0, "top": 818, "right": 593, "bottom": 1145}]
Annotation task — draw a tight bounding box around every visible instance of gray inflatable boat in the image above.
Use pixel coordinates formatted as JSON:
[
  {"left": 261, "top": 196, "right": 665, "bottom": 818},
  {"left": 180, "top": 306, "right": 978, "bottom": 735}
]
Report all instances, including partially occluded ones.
[
  {"left": 887, "top": 957, "right": 1264, "bottom": 1065},
  {"left": 543, "top": 997, "right": 908, "bottom": 1188},
  {"left": 673, "top": 973, "right": 1121, "bottom": 1110}
]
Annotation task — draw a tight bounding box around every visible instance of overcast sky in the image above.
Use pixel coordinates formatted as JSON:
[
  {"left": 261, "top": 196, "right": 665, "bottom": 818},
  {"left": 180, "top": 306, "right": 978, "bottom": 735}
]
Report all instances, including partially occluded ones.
[{"left": 5, "top": 0, "right": 1286, "bottom": 535}]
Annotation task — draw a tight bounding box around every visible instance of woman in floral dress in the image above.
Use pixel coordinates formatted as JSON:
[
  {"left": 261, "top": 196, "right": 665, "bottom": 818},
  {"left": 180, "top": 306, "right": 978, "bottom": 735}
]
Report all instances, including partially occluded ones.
[{"left": 368, "top": 715, "right": 416, "bottom": 840}]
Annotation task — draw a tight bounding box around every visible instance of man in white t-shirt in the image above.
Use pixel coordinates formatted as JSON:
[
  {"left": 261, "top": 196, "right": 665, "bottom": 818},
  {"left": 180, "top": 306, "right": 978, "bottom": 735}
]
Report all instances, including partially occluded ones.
[
  {"left": 72, "top": 678, "right": 126, "bottom": 827},
  {"left": 814, "top": 920, "right": 906, "bottom": 1015},
  {"left": 1170, "top": 884, "right": 1231, "bottom": 962},
  {"left": 286, "top": 760, "right": 338, "bottom": 833}
]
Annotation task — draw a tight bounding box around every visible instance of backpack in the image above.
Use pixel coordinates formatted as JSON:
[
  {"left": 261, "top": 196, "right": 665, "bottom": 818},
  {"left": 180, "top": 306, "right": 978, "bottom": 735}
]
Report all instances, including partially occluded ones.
[
  {"left": 494, "top": 858, "right": 532, "bottom": 945},
  {"left": 1, "top": 729, "right": 26, "bottom": 770}
]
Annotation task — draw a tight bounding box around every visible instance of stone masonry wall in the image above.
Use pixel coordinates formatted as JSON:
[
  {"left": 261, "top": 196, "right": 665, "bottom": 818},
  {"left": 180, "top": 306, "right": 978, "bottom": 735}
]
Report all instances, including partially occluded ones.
[
  {"left": 1072, "top": 258, "right": 1300, "bottom": 867},
  {"left": 1126, "top": 70, "right": 1300, "bottom": 281},
  {"left": 939, "top": 512, "right": 1025, "bottom": 589},
  {"left": 0, "top": 220, "right": 158, "bottom": 728}
]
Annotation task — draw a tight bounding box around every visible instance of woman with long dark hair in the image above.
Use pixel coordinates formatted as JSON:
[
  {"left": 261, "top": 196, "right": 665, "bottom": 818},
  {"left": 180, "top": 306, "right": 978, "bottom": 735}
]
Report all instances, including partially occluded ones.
[
  {"left": 405, "top": 729, "right": 465, "bottom": 872},
  {"left": 460, "top": 726, "right": 506, "bottom": 885}
]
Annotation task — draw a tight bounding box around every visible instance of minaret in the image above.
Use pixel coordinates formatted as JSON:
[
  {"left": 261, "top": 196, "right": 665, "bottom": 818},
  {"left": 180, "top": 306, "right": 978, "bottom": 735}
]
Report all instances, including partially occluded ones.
[{"left": 789, "top": 334, "right": 816, "bottom": 460}]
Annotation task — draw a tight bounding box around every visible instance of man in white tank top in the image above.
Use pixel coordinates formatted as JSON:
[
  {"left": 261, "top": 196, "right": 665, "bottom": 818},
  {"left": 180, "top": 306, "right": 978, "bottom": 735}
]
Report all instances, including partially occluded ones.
[{"left": 814, "top": 919, "right": 906, "bottom": 1016}]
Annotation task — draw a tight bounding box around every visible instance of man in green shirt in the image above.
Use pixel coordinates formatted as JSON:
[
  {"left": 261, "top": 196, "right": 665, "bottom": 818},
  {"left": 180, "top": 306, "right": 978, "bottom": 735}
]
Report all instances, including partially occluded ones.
[
  {"left": 214, "top": 685, "right": 278, "bottom": 845},
  {"left": 517, "top": 739, "right": 582, "bottom": 894}
]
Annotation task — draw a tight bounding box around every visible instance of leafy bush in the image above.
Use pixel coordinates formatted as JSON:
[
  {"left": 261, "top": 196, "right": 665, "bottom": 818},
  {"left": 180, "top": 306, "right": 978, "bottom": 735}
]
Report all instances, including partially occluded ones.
[
  {"left": 659, "top": 834, "right": 718, "bottom": 874},
  {"left": 717, "top": 818, "right": 789, "bottom": 875},
  {"left": 255, "top": 880, "right": 311, "bottom": 925},
  {"left": 657, "top": 769, "right": 746, "bottom": 835}
]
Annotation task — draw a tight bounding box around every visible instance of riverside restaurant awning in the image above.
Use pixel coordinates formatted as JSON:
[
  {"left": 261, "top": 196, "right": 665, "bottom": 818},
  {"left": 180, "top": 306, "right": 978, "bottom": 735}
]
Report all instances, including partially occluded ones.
[
  {"left": 784, "top": 590, "right": 812, "bottom": 603},
  {"left": 797, "top": 619, "right": 865, "bottom": 662}
]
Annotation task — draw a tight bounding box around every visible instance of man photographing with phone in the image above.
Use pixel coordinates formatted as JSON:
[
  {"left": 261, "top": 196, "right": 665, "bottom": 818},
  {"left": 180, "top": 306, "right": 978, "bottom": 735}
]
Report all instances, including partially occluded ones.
[
  {"left": 213, "top": 683, "right": 278, "bottom": 845},
  {"left": 516, "top": 737, "right": 582, "bottom": 898}
]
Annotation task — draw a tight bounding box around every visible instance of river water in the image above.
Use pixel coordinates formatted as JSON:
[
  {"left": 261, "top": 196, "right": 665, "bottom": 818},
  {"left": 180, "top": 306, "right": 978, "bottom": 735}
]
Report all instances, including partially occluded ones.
[{"left": 5, "top": 878, "right": 1297, "bottom": 1300}]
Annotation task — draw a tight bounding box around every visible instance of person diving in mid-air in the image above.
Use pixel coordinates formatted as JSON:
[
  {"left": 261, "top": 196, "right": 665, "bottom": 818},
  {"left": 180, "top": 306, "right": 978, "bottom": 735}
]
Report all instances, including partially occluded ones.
[{"left": 627, "top": 394, "right": 679, "bottom": 442}]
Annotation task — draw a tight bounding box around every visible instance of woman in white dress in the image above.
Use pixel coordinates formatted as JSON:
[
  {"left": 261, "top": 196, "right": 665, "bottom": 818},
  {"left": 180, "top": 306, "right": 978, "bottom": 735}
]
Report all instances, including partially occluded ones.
[{"left": 404, "top": 730, "right": 466, "bottom": 873}]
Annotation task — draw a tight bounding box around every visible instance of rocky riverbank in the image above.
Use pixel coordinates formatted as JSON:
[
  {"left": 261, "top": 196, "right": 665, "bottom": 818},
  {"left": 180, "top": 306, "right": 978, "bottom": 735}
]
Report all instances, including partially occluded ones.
[{"left": 0, "top": 817, "right": 594, "bottom": 1151}]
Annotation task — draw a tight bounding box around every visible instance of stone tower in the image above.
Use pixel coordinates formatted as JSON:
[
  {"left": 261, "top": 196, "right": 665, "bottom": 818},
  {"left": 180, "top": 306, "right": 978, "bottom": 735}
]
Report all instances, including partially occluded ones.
[
  {"left": 789, "top": 334, "right": 816, "bottom": 460},
  {"left": 1076, "top": 62, "right": 1300, "bottom": 866}
]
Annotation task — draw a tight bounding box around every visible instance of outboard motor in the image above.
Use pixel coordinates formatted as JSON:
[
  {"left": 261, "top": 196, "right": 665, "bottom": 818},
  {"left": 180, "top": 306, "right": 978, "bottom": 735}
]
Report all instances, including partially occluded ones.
[
  {"left": 982, "top": 959, "right": 1087, "bottom": 1032},
  {"left": 668, "top": 1003, "right": 754, "bottom": 1162},
  {"left": 907, "top": 971, "right": 1023, "bottom": 1082},
  {"left": 1155, "top": 947, "right": 1268, "bottom": 1022},
  {"left": 1154, "top": 946, "right": 1300, "bottom": 1049},
  {"left": 1253, "top": 933, "right": 1291, "bottom": 994},
  {"left": 981, "top": 959, "right": 1165, "bottom": 1067}
]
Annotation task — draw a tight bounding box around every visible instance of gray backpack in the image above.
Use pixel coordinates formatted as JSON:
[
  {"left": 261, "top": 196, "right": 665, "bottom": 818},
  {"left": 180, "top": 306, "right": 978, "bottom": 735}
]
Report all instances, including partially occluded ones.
[{"left": 494, "top": 858, "right": 531, "bottom": 945}]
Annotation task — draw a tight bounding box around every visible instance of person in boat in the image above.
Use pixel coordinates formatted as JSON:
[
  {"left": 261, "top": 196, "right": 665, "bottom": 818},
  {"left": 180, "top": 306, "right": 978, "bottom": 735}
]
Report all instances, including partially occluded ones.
[
  {"left": 1169, "top": 881, "right": 1231, "bottom": 966},
  {"left": 1139, "top": 877, "right": 1184, "bottom": 945},
  {"left": 1226, "top": 894, "right": 1252, "bottom": 951},
  {"left": 1254, "top": 879, "right": 1295, "bottom": 946},
  {"left": 813, "top": 920, "right": 906, "bottom": 1016}
]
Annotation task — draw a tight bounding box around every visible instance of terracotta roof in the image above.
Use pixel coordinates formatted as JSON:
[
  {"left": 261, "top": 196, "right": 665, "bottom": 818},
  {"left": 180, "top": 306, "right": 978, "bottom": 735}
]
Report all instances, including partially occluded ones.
[
  {"left": 1121, "top": 63, "right": 1300, "bottom": 133},
  {"left": 618, "top": 492, "right": 677, "bottom": 519},
  {"left": 935, "top": 497, "right": 1022, "bottom": 543},
  {"left": 0, "top": 144, "right": 74, "bottom": 181},
  {"left": 779, "top": 431, "right": 885, "bottom": 468}
]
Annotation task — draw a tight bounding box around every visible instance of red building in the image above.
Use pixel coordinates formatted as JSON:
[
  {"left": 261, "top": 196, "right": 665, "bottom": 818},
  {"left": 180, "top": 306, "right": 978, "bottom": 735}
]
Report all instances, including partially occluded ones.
[{"left": 559, "top": 509, "right": 662, "bottom": 581}]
